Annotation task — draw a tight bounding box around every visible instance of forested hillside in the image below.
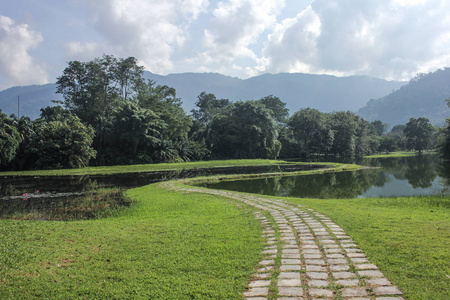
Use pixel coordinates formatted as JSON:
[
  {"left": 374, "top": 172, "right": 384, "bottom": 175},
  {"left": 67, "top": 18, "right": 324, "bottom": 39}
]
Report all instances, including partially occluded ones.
[
  {"left": 144, "top": 72, "right": 405, "bottom": 113},
  {"left": 0, "top": 72, "right": 403, "bottom": 120},
  {"left": 2, "top": 55, "right": 447, "bottom": 171},
  {"left": 0, "top": 84, "right": 62, "bottom": 120},
  {"left": 358, "top": 68, "right": 450, "bottom": 127}
]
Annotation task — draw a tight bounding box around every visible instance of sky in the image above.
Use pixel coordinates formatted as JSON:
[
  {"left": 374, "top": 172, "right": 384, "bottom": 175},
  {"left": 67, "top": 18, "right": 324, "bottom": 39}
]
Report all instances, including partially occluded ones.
[{"left": 1, "top": 0, "right": 450, "bottom": 90}]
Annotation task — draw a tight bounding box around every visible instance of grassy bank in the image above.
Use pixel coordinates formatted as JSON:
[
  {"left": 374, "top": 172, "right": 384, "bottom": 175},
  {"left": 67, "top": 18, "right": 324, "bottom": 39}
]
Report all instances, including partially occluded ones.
[
  {"left": 1, "top": 160, "right": 449, "bottom": 299},
  {"left": 0, "top": 183, "right": 263, "bottom": 299},
  {"left": 285, "top": 195, "right": 450, "bottom": 300},
  {"left": 0, "top": 159, "right": 298, "bottom": 177},
  {"left": 365, "top": 151, "right": 436, "bottom": 158}
]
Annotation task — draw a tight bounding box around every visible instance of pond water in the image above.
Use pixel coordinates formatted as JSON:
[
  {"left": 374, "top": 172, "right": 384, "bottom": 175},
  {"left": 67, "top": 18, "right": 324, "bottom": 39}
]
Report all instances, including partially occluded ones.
[
  {"left": 0, "top": 164, "right": 319, "bottom": 220},
  {"left": 2, "top": 156, "right": 449, "bottom": 219},
  {"left": 198, "top": 155, "right": 450, "bottom": 199}
]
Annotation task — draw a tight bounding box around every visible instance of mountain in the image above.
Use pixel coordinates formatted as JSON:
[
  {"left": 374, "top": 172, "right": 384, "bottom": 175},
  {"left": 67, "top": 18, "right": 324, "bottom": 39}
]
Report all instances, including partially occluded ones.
[
  {"left": 0, "top": 83, "right": 62, "bottom": 120},
  {"left": 144, "top": 72, "right": 405, "bottom": 114},
  {"left": 0, "top": 72, "right": 404, "bottom": 119},
  {"left": 357, "top": 68, "right": 450, "bottom": 127}
]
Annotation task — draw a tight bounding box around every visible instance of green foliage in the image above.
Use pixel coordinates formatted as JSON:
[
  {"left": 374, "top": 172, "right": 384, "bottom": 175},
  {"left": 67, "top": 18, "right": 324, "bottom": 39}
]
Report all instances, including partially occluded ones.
[
  {"left": 404, "top": 117, "right": 435, "bottom": 152},
  {"left": 286, "top": 109, "right": 382, "bottom": 158},
  {"left": 256, "top": 95, "right": 289, "bottom": 124},
  {"left": 29, "top": 110, "right": 96, "bottom": 169},
  {"left": 330, "top": 111, "right": 358, "bottom": 157},
  {"left": 138, "top": 81, "right": 192, "bottom": 143},
  {"left": 0, "top": 111, "right": 21, "bottom": 167},
  {"left": 110, "top": 102, "right": 162, "bottom": 164},
  {"left": 191, "top": 92, "right": 232, "bottom": 126},
  {"left": 5, "top": 53, "right": 447, "bottom": 170},
  {"left": 288, "top": 108, "right": 333, "bottom": 157},
  {"left": 209, "top": 101, "right": 280, "bottom": 159},
  {"left": 438, "top": 100, "right": 450, "bottom": 161},
  {"left": 378, "top": 136, "right": 398, "bottom": 153},
  {"left": 56, "top": 55, "right": 144, "bottom": 126},
  {"left": 439, "top": 120, "right": 450, "bottom": 160},
  {"left": 358, "top": 67, "right": 450, "bottom": 126},
  {"left": 370, "top": 120, "right": 388, "bottom": 136}
]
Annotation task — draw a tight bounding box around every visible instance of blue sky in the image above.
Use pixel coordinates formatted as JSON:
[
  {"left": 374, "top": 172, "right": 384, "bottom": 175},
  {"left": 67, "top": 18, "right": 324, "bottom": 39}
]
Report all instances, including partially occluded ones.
[{"left": 1, "top": 0, "right": 450, "bottom": 90}]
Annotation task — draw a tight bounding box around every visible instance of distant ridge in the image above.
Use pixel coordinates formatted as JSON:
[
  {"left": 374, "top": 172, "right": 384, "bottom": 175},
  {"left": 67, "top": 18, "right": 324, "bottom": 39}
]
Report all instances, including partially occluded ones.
[
  {"left": 1, "top": 72, "right": 405, "bottom": 120},
  {"left": 144, "top": 72, "right": 405, "bottom": 114},
  {"left": 358, "top": 68, "right": 450, "bottom": 126},
  {"left": 0, "top": 84, "right": 61, "bottom": 119}
]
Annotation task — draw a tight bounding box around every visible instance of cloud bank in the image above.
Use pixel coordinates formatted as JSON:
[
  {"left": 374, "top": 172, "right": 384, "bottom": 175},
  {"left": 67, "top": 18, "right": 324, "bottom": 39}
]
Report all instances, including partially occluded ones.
[
  {"left": 2, "top": 0, "right": 450, "bottom": 90},
  {"left": 0, "top": 15, "right": 49, "bottom": 90},
  {"left": 260, "top": 0, "right": 450, "bottom": 80}
]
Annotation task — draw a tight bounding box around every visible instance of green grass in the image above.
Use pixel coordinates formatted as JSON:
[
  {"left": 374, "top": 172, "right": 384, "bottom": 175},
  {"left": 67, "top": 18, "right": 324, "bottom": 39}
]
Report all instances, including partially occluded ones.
[
  {"left": 0, "top": 159, "right": 296, "bottom": 176},
  {"left": 1, "top": 160, "right": 449, "bottom": 299},
  {"left": 284, "top": 195, "right": 450, "bottom": 300},
  {"left": 0, "top": 183, "right": 263, "bottom": 299},
  {"left": 365, "top": 151, "right": 436, "bottom": 158}
]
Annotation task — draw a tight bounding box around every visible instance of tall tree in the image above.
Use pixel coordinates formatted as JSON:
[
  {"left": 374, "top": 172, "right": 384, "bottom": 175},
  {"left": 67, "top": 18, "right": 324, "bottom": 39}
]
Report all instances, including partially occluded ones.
[
  {"left": 0, "top": 111, "right": 21, "bottom": 168},
  {"left": 330, "top": 111, "right": 358, "bottom": 157},
  {"left": 257, "top": 95, "right": 289, "bottom": 124},
  {"left": 370, "top": 120, "right": 388, "bottom": 136},
  {"left": 438, "top": 99, "right": 450, "bottom": 160},
  {"left": 138, "top": 81, "right": 192, "bottom": 142},
  {"left": 56, "top": 55, "right": 144, "bottom": 126},
  {"left": 288, "top": 108, "right": 333, "bottom": 157},
  {"left": 110, "top": 102, "right": 163, "bottom": 164},
  {"left": 29, "top": 108, "right": 96, "bottom": 169},
  {"left": 404, "top": 117, "right": 434, "bottom": 152},
  {"left": 191, "top": 92, "right": 232, "bottom": 126},
  {"left": 209, "top": 101, "right": 280, "bottom": 159}
]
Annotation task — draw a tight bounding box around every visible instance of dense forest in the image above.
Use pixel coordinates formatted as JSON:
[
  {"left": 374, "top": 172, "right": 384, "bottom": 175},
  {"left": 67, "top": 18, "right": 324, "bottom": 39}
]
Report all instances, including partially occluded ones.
[
  {"left": 1, "top": 55, "right": 449, "bottom": 170},
  {"left": 358, "top": 68, "right": 450, "bottom": 126}
]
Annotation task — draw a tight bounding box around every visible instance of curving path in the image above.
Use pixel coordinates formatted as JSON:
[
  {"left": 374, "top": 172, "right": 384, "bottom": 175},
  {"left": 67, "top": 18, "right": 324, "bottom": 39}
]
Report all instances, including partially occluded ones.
[{"left": 162, "top": 181, "right": 404, "bottom": 300}]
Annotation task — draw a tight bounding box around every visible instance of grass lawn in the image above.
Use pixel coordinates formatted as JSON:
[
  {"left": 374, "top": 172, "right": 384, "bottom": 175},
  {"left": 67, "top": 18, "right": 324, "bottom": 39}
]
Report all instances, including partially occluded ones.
[
  {"left": 1, "top": 160, "right": 449, "bottom": 299},
  {"left": 0, "top": 159, "right": 299, "bottom": 177},
  {"left": 365, "top": 151, "right": 436, "bottom": 158},
  {"left": 0, "top": 183, "right": 263, "bottom": 299},
  {"left": 285, "top": 195, "right": 450, "bottom": 300}
]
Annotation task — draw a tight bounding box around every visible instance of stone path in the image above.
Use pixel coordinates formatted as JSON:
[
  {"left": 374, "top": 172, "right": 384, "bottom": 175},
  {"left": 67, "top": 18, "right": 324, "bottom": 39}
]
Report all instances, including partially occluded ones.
[{"left": 162, "top": 181, "right": 404, "bottom": 300}]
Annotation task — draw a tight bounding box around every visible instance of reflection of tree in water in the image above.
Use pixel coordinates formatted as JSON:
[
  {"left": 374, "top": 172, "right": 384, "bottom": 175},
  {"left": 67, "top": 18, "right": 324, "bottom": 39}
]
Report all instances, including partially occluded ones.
[
  {"left": 203, "top": 169, "right": 390, "bottom": 199},
  {"left": 282, "top": 170, "right": 386, "bottom": 198},
  {"left": 203, "top": 156, "right": 450, "bottom": 198},
  {"left": 436, "top": 162, "right": 450, "bottom": 193},
  {"left": 405, "top": 155, "right": 438, "bottom": 188},
  {"left": 366, "top": 155, "right": 441, "bottom": 188}
]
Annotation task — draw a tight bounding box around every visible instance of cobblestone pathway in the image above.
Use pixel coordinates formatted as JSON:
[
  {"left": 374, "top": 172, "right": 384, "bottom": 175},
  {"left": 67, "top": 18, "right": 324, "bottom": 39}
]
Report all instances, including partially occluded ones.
[{"left": 163, "top": 181, "right": 404, "bottom": 300}]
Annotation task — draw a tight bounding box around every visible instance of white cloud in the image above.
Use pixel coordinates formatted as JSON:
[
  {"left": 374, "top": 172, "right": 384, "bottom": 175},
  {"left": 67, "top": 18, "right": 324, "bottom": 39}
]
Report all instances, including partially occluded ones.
[
  {"left": 78, "top": 0, "right": 208, "bottom": 74},
  {"left": 0, "top": 15, "right": 48, "bottom": 89},
  {"left": 64, "top": 41, "right": 103, "bottom": 62},
  {"left": 253, "top": 0, "right": 450, "bottom": 80},
  {"left": 183, "top": 0, "right": 285, "bottom": 76}
]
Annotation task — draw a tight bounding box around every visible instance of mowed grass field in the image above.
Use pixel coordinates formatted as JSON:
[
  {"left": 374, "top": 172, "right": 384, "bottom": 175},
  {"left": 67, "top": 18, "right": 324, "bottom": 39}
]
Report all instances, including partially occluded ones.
[
  {"left": 0, "top": 183, "right": 263, "bottom": 299},
  {"left": 285, "top": 195, "right": 450, "bottom": 300},
  {"left": 0, "top": 159, "right": 449, "bottom": 299}
]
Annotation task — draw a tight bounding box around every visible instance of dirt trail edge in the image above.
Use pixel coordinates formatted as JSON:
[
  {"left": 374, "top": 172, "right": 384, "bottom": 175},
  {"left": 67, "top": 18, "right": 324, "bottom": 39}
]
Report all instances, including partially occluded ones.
[{"left": 161, "top": 181, "right": 404, "bottom": 300}]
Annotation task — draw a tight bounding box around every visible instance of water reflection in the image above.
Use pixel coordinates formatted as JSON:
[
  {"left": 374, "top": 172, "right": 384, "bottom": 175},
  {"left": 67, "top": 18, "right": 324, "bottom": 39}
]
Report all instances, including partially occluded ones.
[
  {"left": 199, "top": 155, "right": 450, "bottom": 199},
  {"left": 0, "top": 164, "right": 320, "bottom": 220}
]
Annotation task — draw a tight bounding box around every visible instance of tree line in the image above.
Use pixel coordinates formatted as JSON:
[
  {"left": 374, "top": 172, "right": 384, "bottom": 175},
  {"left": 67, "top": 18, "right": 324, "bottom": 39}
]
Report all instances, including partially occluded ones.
[{"left": 0, "top": 55, "right": 448, "bottom": 170}]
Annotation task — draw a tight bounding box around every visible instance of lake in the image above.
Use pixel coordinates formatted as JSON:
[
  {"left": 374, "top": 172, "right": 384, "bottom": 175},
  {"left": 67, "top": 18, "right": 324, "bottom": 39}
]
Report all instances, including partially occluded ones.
[
  {"left": 1, "top": 155, "right": 448, "bottom": 220},
  {"left": 198, "top": 155, "right": 450, "bottom": 198},
  {"left": 0, "top": 164, "right": 319, "bottom": 220}
]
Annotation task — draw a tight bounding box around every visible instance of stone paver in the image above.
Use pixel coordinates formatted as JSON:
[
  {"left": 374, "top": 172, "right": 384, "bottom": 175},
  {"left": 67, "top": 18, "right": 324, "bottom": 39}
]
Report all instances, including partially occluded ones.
[
  {"left": 373, "top": 286, "right": 403, "bottom": 296},
  {"left": 164, "top": 182, "right": 403, "bottom": 300},
  {"left": 342, "top": 287, "right": 369, "bottom": 297},
  {"left": 278, "top": 287, "right": 304, "bottom": 297},
  {"left": 243, "top": 287, "right": 269, "bottom": 297}
]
